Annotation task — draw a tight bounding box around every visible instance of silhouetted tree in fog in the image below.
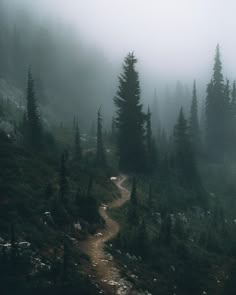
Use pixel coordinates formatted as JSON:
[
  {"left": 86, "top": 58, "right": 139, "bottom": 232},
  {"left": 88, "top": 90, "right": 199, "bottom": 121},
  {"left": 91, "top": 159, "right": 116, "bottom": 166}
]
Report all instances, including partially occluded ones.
[
  {"left": 223, "top": 79, "right": 231, "bottom": 152},
  {"left": 174, "top": 108, "right": 199, "bottom": 189},
  {"left": 114, "top": 53, "right": 146, "bottom": 172},
  {"left": 146, "top": 107, "right": 158, "bottom": 173},
  {"left": 25, "top": 69, "right": 42, "bottom": 149},
  {"left": 128, "top": 177, "right": 138, "bottom": 223},
  {"left": 74, "top": 120, "right": 82, "bottom": 162},
  {"left": 59, "top": 152, "right": 68, "bottom": 205},
  {"left": 189, "top": 80, "right": 201, "bottom": 152},
  {"left": 151, "top": 89, "right": 161, "bottom": 140},
  {"left": 96, "top": 108, "right": 106, "bottom": 167},
  {"left": 205, "top": 45, "right": 229, "bottom": 159},
  {"left": 230, "top": 81, "right": 236, "bottom": 150}
]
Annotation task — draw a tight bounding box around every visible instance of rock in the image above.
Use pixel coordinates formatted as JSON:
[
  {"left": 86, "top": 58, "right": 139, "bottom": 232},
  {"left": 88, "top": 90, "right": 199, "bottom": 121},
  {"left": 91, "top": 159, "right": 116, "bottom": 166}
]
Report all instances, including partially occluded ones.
[
  {"left": 18, "top": 241, "right": 31, "bottom": 249},
  {"left": 110, "top": 177, "right": 117, "bottom": 181},
  {"left": 74, "top": 222, "right": 82, "bottom": 231}
]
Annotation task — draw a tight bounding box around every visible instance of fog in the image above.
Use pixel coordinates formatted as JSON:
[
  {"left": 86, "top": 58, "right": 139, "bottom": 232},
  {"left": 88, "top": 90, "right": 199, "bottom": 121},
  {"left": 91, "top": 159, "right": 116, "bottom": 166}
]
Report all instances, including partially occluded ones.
[
  {"left": 2, "top": 0, "right": 236, "bottom": 130},
  {"left": 17, "top": 0, "right": 236, "bottom": 82}
]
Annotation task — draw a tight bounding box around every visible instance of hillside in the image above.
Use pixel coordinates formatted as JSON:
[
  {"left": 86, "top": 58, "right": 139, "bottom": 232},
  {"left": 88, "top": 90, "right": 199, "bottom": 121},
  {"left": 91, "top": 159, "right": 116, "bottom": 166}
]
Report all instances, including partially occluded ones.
[{"left": 0, "top": 0, "right": 115, "bottom": 129}]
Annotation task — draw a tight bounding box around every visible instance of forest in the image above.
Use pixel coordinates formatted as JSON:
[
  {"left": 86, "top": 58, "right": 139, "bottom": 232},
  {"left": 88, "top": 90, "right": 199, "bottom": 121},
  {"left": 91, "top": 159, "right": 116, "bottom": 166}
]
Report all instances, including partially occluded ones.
[{"left": 1, "top": 1, "right": 236, "bottom": 295}]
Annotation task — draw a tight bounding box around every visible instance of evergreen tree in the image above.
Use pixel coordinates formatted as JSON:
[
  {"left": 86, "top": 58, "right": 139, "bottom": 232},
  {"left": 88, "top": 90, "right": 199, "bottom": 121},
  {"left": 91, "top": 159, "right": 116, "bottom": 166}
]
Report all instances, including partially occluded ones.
[
  {"left": 136, "top": 220, "right": 148, "bottom": 258},
  {"left": 10, "top": 223, "right": 18, "bottom": 268},
  {"left": 160, "top": 214, "right": 172, "bottom": 246},
  {"left": 146, "top": 107, "right": 152, "bottom": 165},
  {"left": 20, "top": 112, "right": 28, "bottom": 141},
  {"left": 205, "top": 79, "right": 214, "bottom": 145},
  {"left": 114, "top": 52, "right": 146, "bottom": 172},
  {"left": 90, "top": 121, "right": 96, "bottom": 137},
  {"left": 59, "top": 152, "right": 68, "bottom": 205},
  {"left": 174, "top": 109, "right": 207, "bottom": 206},
  {"left": 25, "top": 69, "right": 42, "bottom": 149},
  {"left": 151, "top": 89, "right": 161, "bottom": 140},
  {"left": 231, "top": 81, "right": 236, "bottom": 114},
  {"left": 96, "top": 108, "right": 106, "bottom": 167},
  {"left": 80, "top": 175, "right": 100, "bottom": 223},
  {"left": 223, "top": 79, "right": 231, "bottom": 152},
  {"left": 174, "top": 108, "right": 199, "bottom": 189},
  {"left": 176, "top": 81, "right": 185, "bottom": 111},
  {"left": 230, "top": 81, "right": 236, "bottom": 149},
  {"left": 148, "top": 182, "right": 154, "bottom": 207},
  {"left": 163, "top": 85, "right": 174, "bottom": 133},
  {"left": 128, "top": 177, "right": 138, "bottom": 223},
  {"left": 72, "top": 116, "right": 76, "bottom": 130},
  {"left": 205, "top": 45, "right": 227, "bottom": 158},
  {"left": 146, "top": 107, "right": 157, "bottom": 173},
  {"left": 61, "top": 235, "right": 70, "bottom": 286},
  {"left": 111, "top": 115, "right": 116, "bottom": 143},
  {"left": 0, "top": 98, "right": 3, "bottom": 118},
  {"left": 189, "top": 80, "right": 201, "bottom": 152},
  {"left": 74, "top": 120, "right": 82, "bottom": 161},
  {"left": 224, "top": 262, "right": 236, "bottom": 295}
]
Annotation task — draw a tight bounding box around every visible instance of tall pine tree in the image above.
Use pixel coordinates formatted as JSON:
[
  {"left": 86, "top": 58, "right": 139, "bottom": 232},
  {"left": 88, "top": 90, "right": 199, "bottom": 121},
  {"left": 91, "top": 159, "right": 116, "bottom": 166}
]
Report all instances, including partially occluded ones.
[
  {"left": 25, "top": 69, "right": 42, "bottom": 149},
  {"left": 230, "top": 81, "right": 236, "bottom": 150},
  {"left": 146, "top": 107, "right": 157, "bottom": 173},
  {"left": 111, "top": 115, "right": 116, "bottom": 143},
  {"left": 189, "top": 80, "right": 201, "bottom": 152},
  {"left": 114, "top": 53, "right": 146, "bottom": 172},
  {"left": 205, "top": 45, "right": 227, "bottom": 159},
  {"left": 151, "top": 89, "right": 161, "bottom": 140},
  {"left": 59, "top": 152, "right": 68, "bottom": 205},
  {"left": 231, "top": 81, "right": 236, "bottom": 115},
  {"left": 96, "top": 108, "right": 106, "bottom": 168},
  {"left": 223, "top": 79, "right": 231, "bottom": 152},
  {"left": 174, "top": 108, "right": 199, "bottom": 189},
  {"left": 128, "top": 177, "right": 138, "bottom": 223},
  {"left": 74, "top": 120, "right": 82, "bottom": 162}
]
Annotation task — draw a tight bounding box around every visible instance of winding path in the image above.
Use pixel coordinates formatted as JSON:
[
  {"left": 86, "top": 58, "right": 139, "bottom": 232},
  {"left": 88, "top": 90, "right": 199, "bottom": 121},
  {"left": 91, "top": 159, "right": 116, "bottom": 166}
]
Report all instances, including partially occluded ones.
[{"left": 79, "top": 175, "right": 140, "bottom": 295}]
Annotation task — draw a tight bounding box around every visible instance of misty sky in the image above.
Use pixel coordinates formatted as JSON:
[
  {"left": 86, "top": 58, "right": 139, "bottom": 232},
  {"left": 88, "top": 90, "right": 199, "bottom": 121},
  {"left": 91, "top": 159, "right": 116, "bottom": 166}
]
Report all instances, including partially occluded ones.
[{"left": 11, "top": 0, "right": 236, "bottom": 87}]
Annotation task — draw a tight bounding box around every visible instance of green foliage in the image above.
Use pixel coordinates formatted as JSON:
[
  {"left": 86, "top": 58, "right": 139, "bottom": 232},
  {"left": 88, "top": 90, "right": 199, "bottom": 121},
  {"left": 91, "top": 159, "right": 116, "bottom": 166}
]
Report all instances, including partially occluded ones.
[
  {"left": 96, "top": 108, "right": 107, "bottom": 168},
  {"left": 189, "top": 80, "right": 201, "bottom": 153},
  {"left": 76, "top": 176, "right": 101, "bottom": 225},
  {"left": 25, "top": 69, "right": 43, "bottom": 149},
  {"left": 127, "top": 177, "right": 138, "bottom": 223},
  {"left": 223, "top": 261, "right": 236, "bottom": 295},
  {"left": 205, "top": 45, "right": 231, "bottom": 159},
  {"left": 2, "top": 13, "right": 236, "bottom": 294},
  {"left": 59, "top": 152, "right": 68, "bottom": 205},
  {"left": 173, "top": 109, "right": 205, "bottom": 207},
  {"left": 0, "top": 98, "right": 120, "bottom": 293},
  {"left": 114, "top": 52, "right": 146, "bottom": 172},
  {"left": 73, "top": 120, "right": 82, "bottom": 162},
  {"left": 146, "top": 107, "right": 158, "bottom": 173},
  {"left": 111, "top": 172, "right": 233, "bottom": 295}
]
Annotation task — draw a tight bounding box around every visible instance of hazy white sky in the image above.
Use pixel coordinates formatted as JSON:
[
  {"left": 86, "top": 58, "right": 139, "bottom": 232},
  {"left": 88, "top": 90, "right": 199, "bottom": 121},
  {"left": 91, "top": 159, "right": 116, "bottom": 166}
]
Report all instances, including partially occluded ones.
[{"left": 18, "top": 0, "right": 236, "bottom": 83}]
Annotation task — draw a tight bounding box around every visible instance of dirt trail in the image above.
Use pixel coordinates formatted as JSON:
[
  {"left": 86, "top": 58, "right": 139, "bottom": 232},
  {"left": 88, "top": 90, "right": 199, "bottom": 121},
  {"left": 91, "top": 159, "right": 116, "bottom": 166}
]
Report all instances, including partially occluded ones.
[{"left": 79, "top": 175, "right": 142, "bottom": 295}]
